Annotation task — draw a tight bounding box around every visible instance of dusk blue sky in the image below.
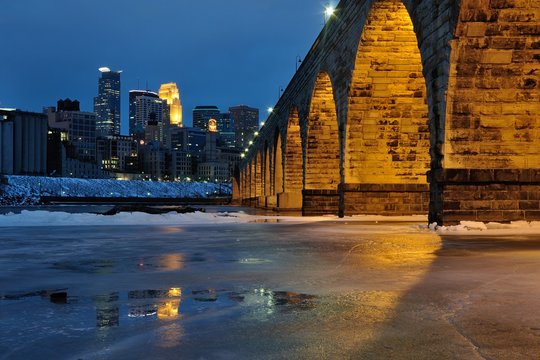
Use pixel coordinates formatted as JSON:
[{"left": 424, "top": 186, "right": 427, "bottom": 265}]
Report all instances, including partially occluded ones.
[{"left": 0, "top": 0, "right": 334, "bottom": 132}]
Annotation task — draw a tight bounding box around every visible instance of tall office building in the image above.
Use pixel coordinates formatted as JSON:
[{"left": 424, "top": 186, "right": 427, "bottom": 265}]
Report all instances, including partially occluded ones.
[
  {"left": 128, "top": 90, "right": 167, "bottom": 142},
  {"left": 229, "top": 105, "right": 259, "bottom": 149},
  {"left": 217, "top": 112, "right": 236, "bottom": 149},
  {"left": 192, "top": 106, "right": 220, "bottom": 131},
  {"left": 158, "top": 83, "right": 183, "bottom": 127},
  {"left": 48, "top": 99, "right": 97, "bottom": 162},
  {"left": 94, "top": 67, "right": 121, "bottom": 137}
]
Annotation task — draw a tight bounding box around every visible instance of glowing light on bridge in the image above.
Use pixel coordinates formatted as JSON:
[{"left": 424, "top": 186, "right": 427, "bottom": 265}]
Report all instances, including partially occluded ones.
[{"left": 324, "top": 5, "right": 335, "bottom": 22}]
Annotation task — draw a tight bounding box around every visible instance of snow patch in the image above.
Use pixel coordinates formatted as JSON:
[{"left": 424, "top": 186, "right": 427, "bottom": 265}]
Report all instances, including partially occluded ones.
[
  {"left": 430, "top": 220, "right": 540, "bottom": 235},
  {"left": 0, "top": 210, "right": 250, "bottom": 227},
  {"left": 0, "top": 175, "right": 231, "bottom": 205}
]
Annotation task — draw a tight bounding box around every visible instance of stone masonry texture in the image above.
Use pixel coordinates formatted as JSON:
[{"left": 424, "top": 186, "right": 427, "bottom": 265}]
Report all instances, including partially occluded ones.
[{"left": 236, "top": 0, "right": 539, "bottom": 225}]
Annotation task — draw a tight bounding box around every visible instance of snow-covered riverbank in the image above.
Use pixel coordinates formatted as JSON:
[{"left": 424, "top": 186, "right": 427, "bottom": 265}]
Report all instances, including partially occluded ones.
[{"left": 0, "top": 175, "right": 231, "bottom": 206}]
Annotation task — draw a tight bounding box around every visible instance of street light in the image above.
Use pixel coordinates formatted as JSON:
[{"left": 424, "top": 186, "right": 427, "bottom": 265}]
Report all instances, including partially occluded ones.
[
  {"left": 324, "top": 5, "right": 335, "bottom": 22},
  {"left": 267, "top": 107, "right": 273, "bottom": 113}
]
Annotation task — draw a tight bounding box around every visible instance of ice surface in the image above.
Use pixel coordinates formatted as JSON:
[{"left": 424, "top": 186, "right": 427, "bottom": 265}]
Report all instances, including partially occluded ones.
[{"left": 2, "top": 213, "right": 540, "bottom": 359}]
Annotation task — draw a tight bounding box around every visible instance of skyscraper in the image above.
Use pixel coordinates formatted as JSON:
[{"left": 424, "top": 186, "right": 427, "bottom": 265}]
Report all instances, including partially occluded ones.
[
  {"left": 229, "top": 105, "right": 259, "bottom": 149},
  {"left": 48, "top": 99, "right": 97, "bottom": 162},
  {"left": 192, "top": 106, "right": 220, "bottom": 131},
  {"left": 128, "top": 90, "right": 167, "bottom": 142},
  {"left": 158, "top": 83, "right": 183, "bottom": 127},
  {"left": 217, "top": 112, "right": 236, "bottom": 149},
  {"left": 94, "top": 67, "right": 121, "bottom": 137}
]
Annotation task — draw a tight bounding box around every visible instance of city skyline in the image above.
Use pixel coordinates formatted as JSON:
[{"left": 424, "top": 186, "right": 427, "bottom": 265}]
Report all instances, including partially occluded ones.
[{"left": 0, "top": 0, "right": 329, "bottom": 131}]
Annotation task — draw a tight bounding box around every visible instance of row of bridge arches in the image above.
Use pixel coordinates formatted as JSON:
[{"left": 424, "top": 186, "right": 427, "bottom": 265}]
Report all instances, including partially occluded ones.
[
  {"left": 238, "top": 0, "right": 539, "bottom": 224},
  {"left": 240, "top": 0, "right": 431, "bottom": 215}
]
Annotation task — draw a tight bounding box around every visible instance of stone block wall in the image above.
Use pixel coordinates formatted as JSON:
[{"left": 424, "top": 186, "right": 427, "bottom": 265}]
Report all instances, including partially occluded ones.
[
  {"left": 284, "top": 108, "right": 303, "bottom": 195},
  {"left": 237, "top": 0, "right": 538, "bottom": 224},
  {"left": 345, "top": 0, "right": 431, "bottom": 185},
  {"left": 431, "top": 169, "right": 540, "bottom": 224},
  {"left": 305, "top": 73, "right": 341, "bottom": 191},
  {"left": 342, "top": 183, "right": 429, "bottom": 216},
  {"left": 303, "top": 190, "right": 340, "bottom": 216},
  {"left": 445, "top": 0, "right": 540, "bottom": 169}
]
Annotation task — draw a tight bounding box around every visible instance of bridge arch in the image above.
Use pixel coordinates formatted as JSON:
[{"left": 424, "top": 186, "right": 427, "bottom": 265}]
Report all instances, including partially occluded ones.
[
  {"left": 342, "top": 0, "right": 430, "bottom": 215},
  {"left": 273, "top": 128, "right": 283, "bottom": 196},
  {"left": 263, "top": 141, "right": 271, "bottom": 199},
  {"left": 236, "top": 0, "right": 539, "bottom": 224},
  {"left": 303, "top": 72, "right": 341, "bottom": 215},
  {"left": 305, "top": 72, "right": 340, "bottom": 190},
  {"left": 254, "top": 151, "right": 262, "bottom": 200},
  {"left": 278, "top": 106, "right": 303, "bottom": 209}
]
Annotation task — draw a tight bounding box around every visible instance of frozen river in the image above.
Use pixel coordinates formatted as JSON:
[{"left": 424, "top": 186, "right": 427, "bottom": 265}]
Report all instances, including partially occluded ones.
[{"left": 1, "top": 211, "right": 540, "bottom": 359}]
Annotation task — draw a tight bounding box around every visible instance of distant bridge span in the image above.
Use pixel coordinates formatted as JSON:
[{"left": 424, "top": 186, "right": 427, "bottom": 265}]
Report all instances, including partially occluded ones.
[{"left": 234, "top": 0, "right": 540, "bottom": 225}]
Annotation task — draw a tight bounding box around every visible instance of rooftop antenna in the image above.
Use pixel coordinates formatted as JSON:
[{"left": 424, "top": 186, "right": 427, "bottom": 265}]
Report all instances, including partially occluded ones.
[{"left": 146, "top": 80, "right": 149, "bottom": 91}]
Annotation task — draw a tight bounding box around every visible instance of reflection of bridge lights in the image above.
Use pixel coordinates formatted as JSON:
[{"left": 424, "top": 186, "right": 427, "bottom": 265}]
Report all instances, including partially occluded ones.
[
  {"left": 160, "top": 254, "right": 185, "bottom": 271},
  {"left": 169, "top": 288, "right": 181, "bottom": 297},
  {"left": 157, "top": 301, "right": 180, "bottom": 319}
]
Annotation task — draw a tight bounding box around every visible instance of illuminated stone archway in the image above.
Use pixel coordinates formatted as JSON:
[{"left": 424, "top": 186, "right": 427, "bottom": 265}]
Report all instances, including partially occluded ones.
[
  {"left": 239, "top": 169, "right": 247, "bottom": 202},
  {"left": 254, "top": 152, "right": 263, "bottom": 201},
  {"left": 263, "top": 142, "right": 271, "bottom": 198},
  {"left": 304, "top": 72, "right": 340, "bottom": 215},
  {"left": 235, "top": 0, "right": 539, "bottom": 224},
  {"left": 278, "top": 106, "right": 303, "bottom": 210},
  {"left": 343, "top": 0, "right": 430, "bottom": 216},
  {"left": 246, "top": 163, "right": 253, "bottom": 202},
  {"left": 249, "top": 159, "right": 256, "bottom": 203},
  {"left": 273, "top": 129, "right": 283, "bottom": 196}
]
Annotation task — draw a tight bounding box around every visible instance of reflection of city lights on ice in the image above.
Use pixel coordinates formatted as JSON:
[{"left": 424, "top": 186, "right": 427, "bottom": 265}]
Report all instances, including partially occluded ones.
[
  {"left": 158, "top": 288, "right": 182, "bottom": 319},
  {"left": 158, "top": 301, "right": 180, "bottom": 319}
]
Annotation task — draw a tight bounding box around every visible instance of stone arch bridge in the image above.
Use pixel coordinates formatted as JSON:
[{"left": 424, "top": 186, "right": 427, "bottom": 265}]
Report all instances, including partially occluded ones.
[{"left": 234, "top": 0, "right": 539, "bottom": 225}]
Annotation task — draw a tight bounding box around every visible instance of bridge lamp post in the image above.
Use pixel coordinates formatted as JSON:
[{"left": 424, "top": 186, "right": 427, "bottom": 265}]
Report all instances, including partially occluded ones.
[{"left": 324, "top": 5, "right": 335, "bottom": 22}]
